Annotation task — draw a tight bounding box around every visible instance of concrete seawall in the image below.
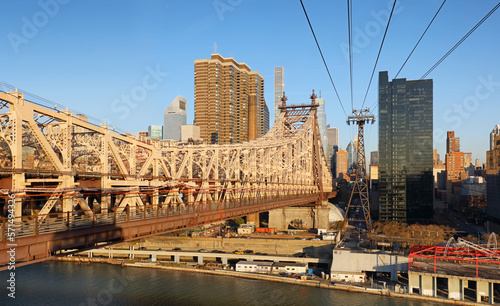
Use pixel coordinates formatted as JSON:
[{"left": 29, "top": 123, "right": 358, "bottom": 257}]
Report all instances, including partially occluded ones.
[{"left": 53, "top": 257, "right": 478, "bottom": 305}]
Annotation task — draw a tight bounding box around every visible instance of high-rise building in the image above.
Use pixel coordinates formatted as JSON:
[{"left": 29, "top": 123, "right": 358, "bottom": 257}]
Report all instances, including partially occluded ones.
[
  {"left": 316, "top": 97, "right": 328, "bottom": 154},
  {"left": 444, "top": 131, "right": 468, "bottom": 183},
  {"left": 464, "top": 152, "right": 472, "bottom": 167},
  {"left": 446, "top": 131, "right": 460, "bottom": 154},
  {"left": 346, "top": 141, "right": 357, "bottom": 169},
  {"left": 148, "top": 125, "right": 163, "bottom": 140},
  {"left": 336, "top": 148, "right": 348, "bottom": 178},
  {"left": 164, "top": 95, "right": 187, "bottom": 140},
  {"left": 274, "top": 67, "right": 284, "bottom": 122},
  {"left": 326, "top": 125, "right": 339, "bottom": 171},
  {"left": 433, "top": 149, "right": 439, "bottom": 165},
  {"left": 446, "top": 152, "right": 466, "bottom": 181},
  {"left": 490, "top": 125, "right": 500, "bottom": 150},
  {"left": 263, "top": 103, "right": 270, "bottom": 135},
  {"left": 194, "top": 54, "right": 265, "bottom": 144},
  {"left": 378, "top": 71, "right": 433, "bottom": 222},
  {"left": 370, "top": 151, "right": 379, "bottom": 165},
  {"left": 487, "top": 134, "right": 500, "bottom": 175}
]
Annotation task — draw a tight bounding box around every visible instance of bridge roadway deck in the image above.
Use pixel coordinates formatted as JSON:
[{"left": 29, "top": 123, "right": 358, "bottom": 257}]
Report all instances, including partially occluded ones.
[
  {"left": 82, "top": 248, "right": 330, "bottom": 265},
  {"left": 0, "top": 194, "right": 324, "bottom": 270}
]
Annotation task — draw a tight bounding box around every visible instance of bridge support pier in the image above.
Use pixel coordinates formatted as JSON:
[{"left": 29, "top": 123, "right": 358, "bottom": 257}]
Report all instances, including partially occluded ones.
[
  {"left": 174, "top": 255, "right": 180, "bottom": 263},
  {"left": 151, "top": 254, "right": 156, "bottom": 262},
  {"left": 269, "top": 205, "right": 331, "bottom": 231},
  {"left": 197, "top": 256, "right": 203, "bottom": 265},
  {"left": 222, "top": 257, "right": 228, "bottom": 265}
]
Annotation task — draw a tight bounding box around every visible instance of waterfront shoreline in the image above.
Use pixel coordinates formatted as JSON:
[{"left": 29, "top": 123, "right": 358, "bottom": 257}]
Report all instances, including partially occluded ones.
[{"left": 52, "top": 257, "right": 477, "bottom": 305}]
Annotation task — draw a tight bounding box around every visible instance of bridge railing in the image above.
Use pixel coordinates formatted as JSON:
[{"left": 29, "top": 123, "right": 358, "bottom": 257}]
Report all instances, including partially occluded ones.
[{"left": 1, "top": 193, "right": 320, "bottom": 241}]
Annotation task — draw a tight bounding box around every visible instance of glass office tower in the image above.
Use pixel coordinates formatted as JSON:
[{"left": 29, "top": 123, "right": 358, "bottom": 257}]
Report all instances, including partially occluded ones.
[{"left": 378, "top": 71, "right": 433, "bottom": 222}]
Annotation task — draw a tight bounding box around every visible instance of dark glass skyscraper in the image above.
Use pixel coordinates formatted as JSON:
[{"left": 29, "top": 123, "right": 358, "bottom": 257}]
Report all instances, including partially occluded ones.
[{"left": 378, "top": 71, "right": 433, "bottom": 222}]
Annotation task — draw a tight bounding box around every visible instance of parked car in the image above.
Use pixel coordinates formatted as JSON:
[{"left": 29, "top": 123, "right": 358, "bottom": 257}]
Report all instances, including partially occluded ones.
[
  {"left": 244, "top": 250, "right": 253, "bottom": 254},
  {"left": 198, "top": 249, "right": 208, "bottom": 253},
  {"left": 233, "top": 250, "right": 244, "bottom": 254},
  {"left": 172, "top": 248, "right": 181, "bottom": 251}
]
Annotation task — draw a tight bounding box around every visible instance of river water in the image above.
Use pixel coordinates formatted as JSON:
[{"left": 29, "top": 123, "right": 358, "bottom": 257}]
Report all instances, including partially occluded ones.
[{"left": 1, "top": 261, "right": 442, "bottom": 305}]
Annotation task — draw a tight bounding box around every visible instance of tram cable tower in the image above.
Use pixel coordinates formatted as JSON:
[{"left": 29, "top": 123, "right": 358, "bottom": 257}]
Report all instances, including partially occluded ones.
[{"left": 343, "top": 108, "right": 375, "bottom": 233}]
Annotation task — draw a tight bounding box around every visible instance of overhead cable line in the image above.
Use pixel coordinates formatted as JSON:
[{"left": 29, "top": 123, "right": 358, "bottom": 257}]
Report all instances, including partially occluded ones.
[
  {"left": 368, "top": 0, "right": 447, "bottom": 113},
  {"left": 369, "top": 0, "right": 500, "bottom": 114},
  {"left": 300, "top": 0, "right": 348, "bottom": 116},
  {"left": 360, "top": 0, "right": 397, "bottom": 109},
  {"left": 347, "top": 0, "right": 354, "bottom": 112},
  {"left": 394, "top": 0, "right": 447, "bottom": 79},
  {"left": 419, "top": 1, "right": 500, "bottom": 80}
]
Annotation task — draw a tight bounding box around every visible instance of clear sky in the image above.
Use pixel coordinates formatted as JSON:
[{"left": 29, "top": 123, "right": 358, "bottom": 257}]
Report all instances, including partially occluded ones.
[{"left": 1, "top": 0, "right": 499, "bottom": 163}]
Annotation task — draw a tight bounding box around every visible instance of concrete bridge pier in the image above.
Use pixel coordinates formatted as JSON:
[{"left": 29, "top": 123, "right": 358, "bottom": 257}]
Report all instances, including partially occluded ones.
[
  {"left": 197, "top": 256, "right": 204, "bottom": 264},
  {"left": 268, "top": 205, "right": 331, "bottom": 231},
  {"left": 174, "top": 255, "right": 180, "bottom": 263}
]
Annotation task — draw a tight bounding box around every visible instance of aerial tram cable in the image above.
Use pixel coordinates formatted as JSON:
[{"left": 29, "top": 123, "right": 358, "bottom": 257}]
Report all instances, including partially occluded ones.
[{"left": 300, "top": 0, "right": 348, "bottom": 116}]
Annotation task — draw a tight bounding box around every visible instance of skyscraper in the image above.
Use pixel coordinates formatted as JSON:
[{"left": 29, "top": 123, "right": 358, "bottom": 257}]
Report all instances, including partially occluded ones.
[
  {"left": 336, "top": 148, "right": 348, "bottom": 178},
  {"left": 370, "top": 151, "right": 379, "bottom": 165},
  {"left": 491, "top": 125, "right": 500, "bottom": 150},
  {"left": 446, "top": 131, "right": 460, "bottom": 154},
  {"left": 194, "top": 54, "right": 265, "bottom": 144},
  {"left": 326, "top": 125, "right": 339, "bottom": 172},
  {"left": 487, "top": 134, "right": 500, "bottom": 175},
  {"left": 164, "top": 95, "right": 187, "bottom": 140},
  {"left": 378, "top": 71, "right": 433, "bottom": 222},
  {"left": 274, "top": 67, "right": 284, "bottom": 122},
  {"left": 316, "top": 97, "right": 327, "bottom": 155},
  {"left": 346, "top": 141, "right": 356, "bottom": 169},
  {"left": 148, "top": 125, "right": 163, "bottom": 140}
]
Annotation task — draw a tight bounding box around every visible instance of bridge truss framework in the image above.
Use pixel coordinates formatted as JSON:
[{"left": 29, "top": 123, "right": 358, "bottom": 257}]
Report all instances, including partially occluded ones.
[{"left": 0, "top": 89, "right": 333, "bottom": 266}]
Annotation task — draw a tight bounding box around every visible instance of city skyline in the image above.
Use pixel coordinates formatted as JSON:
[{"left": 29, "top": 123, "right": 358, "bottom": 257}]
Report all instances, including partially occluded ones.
[{"left": 1, "top": 1, "right": 499, "bottom": 161}]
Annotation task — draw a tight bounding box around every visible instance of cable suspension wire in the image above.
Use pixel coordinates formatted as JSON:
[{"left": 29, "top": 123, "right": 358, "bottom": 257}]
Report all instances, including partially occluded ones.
[
  {"left": 360, "top": 0, "right": 397, "bottom": 109},
  {"left": 368, "top": 0, "right": 500, "bottom": 114},
  {"left": 347, "top": 0, "right": 354, "bottom": 112},
  {"left": 394, "top": 0, "right": 447, "bottom": 79},
  {"left": 300, "top": 0, "right": 347, "bottom": 116},
  {"left": 367, "top": 0, "right": 446, "bottom": 113},
  {"left": 419, "top": 1, "right": 500, "bottom": 80}
]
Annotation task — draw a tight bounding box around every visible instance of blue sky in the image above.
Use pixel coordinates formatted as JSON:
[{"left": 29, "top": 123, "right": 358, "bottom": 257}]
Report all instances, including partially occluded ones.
[{"left": 1, "top": 0, "right": 499, "bottom": 163}]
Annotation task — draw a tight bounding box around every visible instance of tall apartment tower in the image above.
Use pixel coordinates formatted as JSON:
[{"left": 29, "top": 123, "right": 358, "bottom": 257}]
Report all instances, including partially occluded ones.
[
  {"left": 446, "top": 131, "right": 460, "bottom": 154},
  {"left": 370, "top": 151, "right": 379, "bottom": 165},
  {"left": 378, "top": 71, "right": 433, "bottom": 222},
  {"left": 487, "top": 134, "right": 500, "bottom": 175},
  {"left": 163, "top": 95, "right": 187, "bottom": 140},
  {"left": 346, "top": 141, "right": 356, "bottom": 169},
  {"left": 336, "top": 148, "right": 348, "bottom": 178},
  {"left": 326, "top": 125, "right": 339, "bottom": 172},
  {"left": 445, "top": 131, "right": 466, "bottom": 182},
  {"left": 491, "top": 125, "right": 500, "bottom": 150},
  {"left": 194, "top": 54, "right": 265, "bottom": 144},
  {"left": 316, "top": 97, "right": 328, "bottom": 154},
  {"left": 274, "top": 67, "right": 284, "bottom": 122}
]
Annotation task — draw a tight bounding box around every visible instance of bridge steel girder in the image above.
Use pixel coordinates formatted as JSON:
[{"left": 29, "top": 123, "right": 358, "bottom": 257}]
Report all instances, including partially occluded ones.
[{"left": 0, "top": 90, "right": 333, "bottom": 268}]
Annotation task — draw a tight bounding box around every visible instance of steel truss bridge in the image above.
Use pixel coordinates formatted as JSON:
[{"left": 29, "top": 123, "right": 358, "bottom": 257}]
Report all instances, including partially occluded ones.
[{"left": 0, "top": 90, "right": 334, "bottom": 268}]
